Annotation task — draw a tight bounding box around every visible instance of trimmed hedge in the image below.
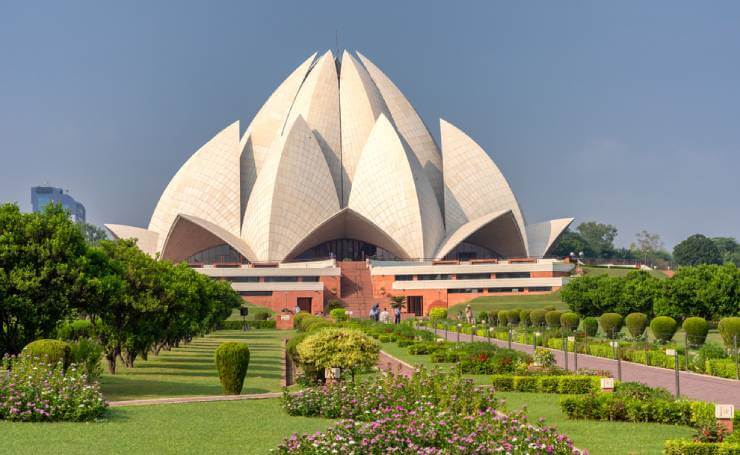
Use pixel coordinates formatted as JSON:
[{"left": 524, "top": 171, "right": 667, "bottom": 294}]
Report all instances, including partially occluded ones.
[
  {"left": 253, "top": 311, "right": 271, "bottom": 321},
  {"left": 429, "top": 308, "right": 448, "bottom": 320},
  {"left": 215, "top": 342, "right": 251, "bottom": 395},
  {"left": 505, "top": 310, "right": 520, "bottom": 326},
  {"left": 519, "top": 310, "right": 531, "bottom": 328},
  {"left": 530, "top": 309, "right": 547, "bottom": 327},
  {"left": 492, "top": 375, "right": 597, "bottom": 394},
  {"left": 477, "top": 311, "right": 489, "bottom": 324},
  {"left": 545, "top": 310, "right": 563, "bottom": 328},
  {"left": 664, "top": 440, "right": 740, "bottom": 454},
  {"left": 705, "top": 359, "right": 738, "bottom": 379},
  {"left": 561, "top": 393, "right": 707, "bottom": 426},
  {"left": 582, "top": 317, "right": 599, "bottom": 337},
  {"left": 21, "top": 339, "right": 71, "bottom": 369},
  {"left": 57, "top": 319, "right": 94, "bottom": 341},
  {"left": 718, "top": 317, "right": 740, "bottom": 348},
  {"left": 329, "top": 308, "right": 348, "bottom": 322},
  {"left": 221, "top": 320, "right": 276, "bottom": 330},
  {"left": 560, "top": 312, "right": 580, "bottom": 331},
  {"left": 682, "top": 317, "right": 709, "bottom": 346},
  {"left": 599, "top": 313, "right": 624, "bottom": 338},
  {"left": 625, "top": 312, "right": 648, "bottom": 338},
  {"left": 651, "top": 316, "right": 678, "bottom": 343}
]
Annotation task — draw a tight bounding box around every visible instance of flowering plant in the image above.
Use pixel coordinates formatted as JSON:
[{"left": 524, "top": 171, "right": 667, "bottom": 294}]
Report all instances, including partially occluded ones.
[
  {"left": 533, "top": 347, "right": 556, "bottom": 368},
  {"left": 0, "top": 354, "right": 107, "bottom": 422}
]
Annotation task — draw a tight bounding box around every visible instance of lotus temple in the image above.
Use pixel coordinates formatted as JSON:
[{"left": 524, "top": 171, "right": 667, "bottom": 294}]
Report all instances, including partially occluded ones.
[{"left": 106, "top": 50, "right": 574, "bottom": 316}]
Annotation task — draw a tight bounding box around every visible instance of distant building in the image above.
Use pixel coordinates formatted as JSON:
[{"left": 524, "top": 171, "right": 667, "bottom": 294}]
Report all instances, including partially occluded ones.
[{"left": 31, "top": 186, "right": 86, "bottom": 223}]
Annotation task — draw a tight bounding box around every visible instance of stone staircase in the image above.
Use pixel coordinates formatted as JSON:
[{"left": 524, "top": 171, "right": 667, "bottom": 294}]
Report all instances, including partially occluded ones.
[{"left": 338, "top": 261, "right": 379, "bottom": 318}]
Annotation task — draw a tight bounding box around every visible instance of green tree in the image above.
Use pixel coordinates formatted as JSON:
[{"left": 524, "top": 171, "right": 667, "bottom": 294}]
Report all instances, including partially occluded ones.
[
  {"left": 673, "top": 234, "right": 722, "bottom": 266},
  {"left": 80, "top": 223, "right": 109, "bottom": 246},
  {"left": 576, "top": 221, "right": 618, "bottom": 258},
  {"left": 712, "top": 237, "right": 740, "bottom": 266},
  {"left": 0, "top": 203, "right": 87, "bottom": 355},
  {"left": 655, "top": 264, "right": 739, "bottom": 320},
  {"left": 550, "top": 229, "right": 595, "bottom": 258}
]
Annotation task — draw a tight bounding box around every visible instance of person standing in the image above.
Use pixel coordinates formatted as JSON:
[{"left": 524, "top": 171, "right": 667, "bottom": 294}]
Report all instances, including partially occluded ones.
[
  {"left": 465, "top": 304, "right": 473, "bottom": 324},
  {"left": 394, "top": 306, "right": 401, "bottom": 324},
  {"left": 379, "top": 307, "right": 390, "bottom": 324}
]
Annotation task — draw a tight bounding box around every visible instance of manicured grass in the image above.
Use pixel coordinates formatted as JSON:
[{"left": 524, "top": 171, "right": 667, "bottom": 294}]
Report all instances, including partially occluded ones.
[
  {"left": 450, "top": 290, "right": 567, "bottom": 315},
  {"left": 581, "top": 265, "right": 668, "bottom": 279},
  {"left": 227, "top": 300, "right": 276, "bottom": 321},
  {"left": 0, "top": 398, "right": 331, "bottom": 455},
  {"left": 499, "top": 392, "right": 693, "bottom": 455},
  {"left": 101, "top": 329, "right": 291, "bottom": 401}
]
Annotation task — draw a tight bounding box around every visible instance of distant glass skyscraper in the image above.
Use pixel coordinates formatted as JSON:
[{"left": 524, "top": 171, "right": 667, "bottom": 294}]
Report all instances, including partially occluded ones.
[{"left": 31, "top": 186, "right": 86, "bottom": 223}]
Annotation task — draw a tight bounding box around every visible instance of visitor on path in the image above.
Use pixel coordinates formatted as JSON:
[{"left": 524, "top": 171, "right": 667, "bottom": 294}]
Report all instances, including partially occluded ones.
[
  {"left": 394, "top": 306, "right": 401, "bottom": 324},
  {"left": 294, "top": 304, "right": 301, "bottom": 314},
  {"left": 465, "top": 304, "right": 473, "bottom": 324},
  {"left": 379, "top": 307, "right": 390, "bottom": 324},
  {"left": 370, "top": 303, "right": 380, "bottom": 321}
]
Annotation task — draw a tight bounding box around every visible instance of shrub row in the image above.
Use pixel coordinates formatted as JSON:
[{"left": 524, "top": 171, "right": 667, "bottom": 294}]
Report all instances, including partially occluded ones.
[
  {"left": 491, "top": 375, "right": 598, "bottom": 394},
  {"left": 664, "top": 440, "right": 740, "bottom": 455}
]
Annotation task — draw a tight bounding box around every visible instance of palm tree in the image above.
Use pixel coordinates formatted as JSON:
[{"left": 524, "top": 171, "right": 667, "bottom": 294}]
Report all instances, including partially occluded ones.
[{"left": 388, "top": 295, "right": 406, "bottom": 310}]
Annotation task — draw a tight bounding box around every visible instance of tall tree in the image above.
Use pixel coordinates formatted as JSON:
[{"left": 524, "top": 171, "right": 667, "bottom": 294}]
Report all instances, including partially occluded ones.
[
  {"left": 549, "top": 229, "right": 595, "bottom": 258},
  {"left": 576, "top": 222, "right": 618, "bottom": 258},
  {"left": 80, "top": 222, "right": 109, "bottom": 246},
  {"left": 712, "top": 237, "right": 740, "bottom": 266},
  {"left": 673, "top": 234, "right": 722, "bottom": 266}
]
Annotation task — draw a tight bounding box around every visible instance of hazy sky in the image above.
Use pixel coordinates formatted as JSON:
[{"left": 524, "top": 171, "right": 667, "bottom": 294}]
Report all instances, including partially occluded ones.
[{"left": 1, "top": 1, "right": 739, "bottom": 249}]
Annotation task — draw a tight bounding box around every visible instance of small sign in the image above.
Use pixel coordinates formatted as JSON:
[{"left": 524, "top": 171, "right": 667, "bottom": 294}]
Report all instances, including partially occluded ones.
[
  {"left": 716, "top": 404, "right": 735, "bottom": 419},
  {"left": 600, "top": 378, "right": 614, "bottom": 389},
  {"left": 534, "top": 332, "right": 542, "bottom": 336},
  {"left": 567, "top": 336, "right": 575, "bottom": 342},
  {"left": 280, "top": 314, "right": 291, "bottom": 321},
  {"left": 665, "top": 349, "right": 676, "bottom": 356},
  {"left": 609, "top": 341, "right": 619, "bottom": 348}
]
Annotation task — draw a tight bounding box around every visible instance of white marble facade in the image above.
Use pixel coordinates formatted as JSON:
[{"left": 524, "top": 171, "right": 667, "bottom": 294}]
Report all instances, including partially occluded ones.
[{"left": 106, "top": 51, "right": 571, "bottom": 262}]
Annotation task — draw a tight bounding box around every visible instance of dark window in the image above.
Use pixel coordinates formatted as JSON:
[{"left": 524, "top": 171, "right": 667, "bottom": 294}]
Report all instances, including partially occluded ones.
[
  {"left": 448, "top": 288, "right": 484, "bottom": 294},
  {"left": 264, "top": 276, "right": 300, "bottom": 282},
  {"left": 416, "top": 274, "right": 452, "bottom": 280},
  {"left": 528, "top": 286, "right": 552, "bottom": 292},
  {"left": 395, "top": 275, "right": 414, "bottom": 281},
  {"left": 407, "top": 296, "right": 423, "bottom": 316},
  {"left": 300, "top": 276, "right": 320, "bottom": 282},
  {"left": 239, "top": 291, "right": 273, "bottom": 296},
  {"left": 455, "top": 273, "right": 491, "bottom": 280},
  {"left": 226, "top": 276, "right": 260, "bottom": 283},
  {"left": 487, "top": 287, "right": 520, "bottom": 293},
  {"left": 495, "top": 272, "right": 531, "bottom": 279}
]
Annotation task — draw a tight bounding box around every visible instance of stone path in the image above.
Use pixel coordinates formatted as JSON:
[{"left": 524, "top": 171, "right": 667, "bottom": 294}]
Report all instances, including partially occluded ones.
[
  {"left": 430, "top": 327, "right": 740, "bottom": 406},
  {"left": 377, "top": 350, "right": 417, "bottom": 376},
  {"left": 108, "top": 392, "right": 282, "bottom": 407}
]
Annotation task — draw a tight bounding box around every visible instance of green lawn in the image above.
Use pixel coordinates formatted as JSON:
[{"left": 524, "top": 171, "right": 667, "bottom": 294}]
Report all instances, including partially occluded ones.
[
  {"left": 101, "top": 329, "right": 290, "bottom": 401},
  {"left": 227, "top": 301, "right": 276, "bottom": 321},
  {"left": 381, "top": 339, "right": 694, "bottom": 454},
  {"left": 450, "top": 290, "right": 567, "bottom": 315},
  {"left": 581, "top": 265, "right": 668, "bottom": 279},
  {"left": 499, "top": 392, "right": 692, "bottom": 455},
  {"left": 0, "top": 398, "right": 330, "bottom": 455}
]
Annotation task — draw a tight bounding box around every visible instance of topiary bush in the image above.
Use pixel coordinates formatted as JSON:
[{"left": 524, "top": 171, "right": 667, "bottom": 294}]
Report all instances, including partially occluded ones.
[
  {"left": 530, "top": 309, "right": 547, "bottom": 327},
  {"left": 329, "top": 308, "right": 348, "bottom": 322},
  {"left": 599, "top": 313, "right": 624, "bottom": 338},
  {"left": 682, "top": 317, "right": 709, "bottom": 346},
  {"left": 519, "top": 310, "right": 531, "bottom": 328},
  {"left": 296, "top": 328, "right": 380, "bottom": 378},
  {"left": 560, "top": 312, "right": 580, "bottom": 332},
  {"left": 582, "top": 317, "right": 599, "bottom": 337},
  {"left": 651, "top": 316, "right": 678, "bottom": 343},
  {"left": 477, "top": 311, "right": 489, "bottom": 324},
  {"left": 21, "top": 339, "right": 72, "bottom": 370},
  {"left": 293, "top": 312, "right": 313, "bottom": 330},
  {"left": 488, "top": 310, "right": 500, "bottom": 326},
  {"left": 718, "top": 317, "right": 740, "bottom": 348},
  {"left": 215, "top": 342, "right": 251, "bottom": 395},
  {"left": 624, "top": 313, "right": 648, "bottom": 339},
  {"left": 505, "top": 310, "right": 520, "bottom": 326},
  {"left": 545, "top": 310, "right": 563, "bottom": 328},
  {"left": 254, "top": 311, "right": 271, "bottom": 321},
  {"left": 56, "top": 319, "right": 94, "bottom": 341},
  {"left": 429, "top": 307, "right": 448, "bottom": 321}
]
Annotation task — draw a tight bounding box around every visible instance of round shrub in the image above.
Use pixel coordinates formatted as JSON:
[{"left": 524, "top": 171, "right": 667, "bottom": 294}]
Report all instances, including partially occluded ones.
[
  {"left": 530, "top": 309, "right": 547, "bottom": 327},
  {"left": 302, "top": 319, "right": 333, "bottom": 333},
  {"left": 545, "top": 310, "right": 563, "bottom": 328},
  {"left": 497, "top": 311, "right": 508, "bottom": 326},
  {"left": 488, "top": 310, "right": 500, "bottom": 326},
  {"left": 582, "top": 317, "right": 599, "bottom": 337},
  {"left": 215, "top": 342, "right": 251, "bottom": 395},
  {"left": 69, "top": 338, "right": 104, "bottom": 379},
  {"left": 625, "top": 313, "right": 648, "bottom": 339},
  {"left": 21, "top": 339, "right": 71, "bottom": 369},
  {"left": 560, "top": 312, "right": 580, "bottom": 332},
  {"left": 296, "top": 328, "right": 380, "bottom": 375},
  {"left": 329, "top": 308, "right": 348, "bottom": 322},
  {"left": 650, "top": 316, "right": 678, "bottom": 343},
  {"left": 429, "top": 308, "right": 448, "bottom": 321},
  {"left": 544, "top": 306, "right": 557, "bottom": 312},
  {"left": 293, "top": 312, "right": 312, "bottom": 330},
  {"left": 254, "top": 311, "right": 271, "bottom": 321},
  {"left": 599, "top": 313, "right": 624, "bottom": 338},
  {"left": 519, "top": 309, "right": 531, "bottom": 327},
  {"left": 477, "top": 311, "right": 489, "bottom": 323},
  {"left": 682, "top": 317, "right": 709, "bottom": 346},
  {"left": 56, "top": 319, "right": 94, "bottom": 341},
  {"left": 506, "top": 310, "right": 520, "bottom": 326},
  {"left": 718, "top": 317, "right": 740, "bottom": 348}
]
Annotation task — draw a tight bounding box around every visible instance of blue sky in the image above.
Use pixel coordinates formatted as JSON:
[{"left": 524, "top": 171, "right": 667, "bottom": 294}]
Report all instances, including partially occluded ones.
[{"left": 1, "top": 1, "right": 738, "bottom": 248}]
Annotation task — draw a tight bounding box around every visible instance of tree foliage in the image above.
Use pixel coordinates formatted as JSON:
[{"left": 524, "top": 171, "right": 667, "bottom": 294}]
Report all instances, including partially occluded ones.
[
  {"left": 673, "top": 234, "right": 722, "bottom": 266},
  {"left": 560, "top": 270, "right": 662, "bottom": 317},
  {"left": 576, "top": 222, "right": 618, "bottom": 258},
  {"left": 296, "top": 328, "right": 380, "bottom": 376}
]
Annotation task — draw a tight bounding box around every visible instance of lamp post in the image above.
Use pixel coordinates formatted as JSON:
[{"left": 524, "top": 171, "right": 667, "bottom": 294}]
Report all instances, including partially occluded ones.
[
  {"left": 611, "top": 341, "right": 621, "bottom": 381},
  {"left": 563, "top": 335, "right": 568, "bottom": 371},
  {"left": 488, "top": 326, "right": 493, "bottom": 344},
  {"left": 534, "top": 331, "right": 541, "bottom": 352},
  {"left": 507, "top": 328, "right": 512, "bottom": 349},
  {"left": 456, "top": 323, "right": 462, "bottom": 343},
  {"left": 568, "top": 336, "right": 577, "bottom": 371},
  {"left": 667, "top": 348, "right": 680, "bottom": 398}
]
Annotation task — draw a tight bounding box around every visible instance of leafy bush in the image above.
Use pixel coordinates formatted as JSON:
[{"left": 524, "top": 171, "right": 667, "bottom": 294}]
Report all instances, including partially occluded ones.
[
  {"left": 21, "top": 339, "right": 71, "bottom": 370},
  {"left": 582, "top": 317, "right": 599, "bottom": 336},
  {"left": 545, "top": 310, "right": 563, "bottom": 328},
  {"left": 599, "top": 313, "right": 624, "bottom": 338},
  {"left": 530, "top": 309, "right": 547, "bottom": 327},
  {"left": 614, "top": 381, "right": 674, "bottom": 402},
  {"left": 560, "top": 393, "right": 699, "bottom": 426},
  {"left": 69, "top": 339, "right": 103, "bottom": 379},
  {"left": 301, "top": 318, "right": 333, "bottom": 333},
  {"left": 324, "top": 299, "right": 345, "bottom": 312},
  {"left": 705, "top": 359, "right": 737, "bottom": 379},
  {"left": 429, "top": 307, "right": 448, "bottom": 321},
  {"left": 254, "top": 311, "right": 271, "bottom": 321},
  {"left": 533, "top": 347, "right": 555, "bottom": 368},
  {"left": 490, "top": 349, "right": 528, "bottom": 374},
  {"left": 506, "top": 309, "right": 520, "bottom": 326},
  {"left": 329, "top": 308, "right": 348, "bottom": 322},
  {"left": 625, "top": 312, "right": 648, "bottom": 338},
  {"left": 718, "top": 317, "right": 740, "bottom": 348},
  {"left": 683, "top": 317, "right": 709, "bottom": 346},
  {"left": 664, "top": 440, "right": 740, "bottom": 455},
  {"left": 498, "top": 311, "right": 509, "bottom": 326},
  {"left": 519, "top": 309, "right": 531, "bottom": 327},
  {"left": 488, "top": 310, "right": 500, "bottom": 326},
  {"left": 0, "top": 354, "right": 107, "bottom": 421},
  {"left": 651, "top": 316, "right": 678, "bottom": 343},
  {"left": 293, "top": 312, "right": 313, "bottom": 331},
  {"left": 492, "top": 375, "right": 597, "bottom": 394},
  {"left": 296, "top": 328, "right": 379, "bottom": 376},
  {"left": 57, "top": 319, "right": 94, "bottom": 341},
  {"left": 560, "top": 312, "right": 580, "bottom": 332},
  {"left": 214, "top": 342, "right": 251, "bottom": 395},
  {"left": 692, "top": 342, "right": 727, "bottom": 371},
  {"left": 477, "top": 311, "right": 488, "bottom": 323}
]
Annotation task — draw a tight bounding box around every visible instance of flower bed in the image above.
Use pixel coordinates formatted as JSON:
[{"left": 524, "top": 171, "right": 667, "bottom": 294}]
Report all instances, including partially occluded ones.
[{"left": 0, "top": 355, "right": 107, "bottom": 422}]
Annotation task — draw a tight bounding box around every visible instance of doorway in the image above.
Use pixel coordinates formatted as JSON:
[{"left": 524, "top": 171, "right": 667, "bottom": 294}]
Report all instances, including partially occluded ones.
[
  {"left": 407, "top": 296, "right": 423, "bottom": 316},
  {"left": 297, "top": 297, "right": 312, "bottom": 314}
]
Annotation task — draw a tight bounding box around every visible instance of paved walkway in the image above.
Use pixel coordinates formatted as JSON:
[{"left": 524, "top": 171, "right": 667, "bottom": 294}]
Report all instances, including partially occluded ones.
[
  {"left": 109, "top": 392, "right": 282, "bottom": 407},
  {"left": 378, "top": 350, "right": 417, "bottom": 376},
  {"left": 430, "top": 327, "right": 740, "bottom": 406}
]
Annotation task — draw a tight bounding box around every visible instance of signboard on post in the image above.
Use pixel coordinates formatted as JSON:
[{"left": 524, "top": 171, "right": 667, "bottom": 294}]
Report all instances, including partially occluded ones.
[{"left": 600, "top": 377, "right": 614, "bottom": 392}]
